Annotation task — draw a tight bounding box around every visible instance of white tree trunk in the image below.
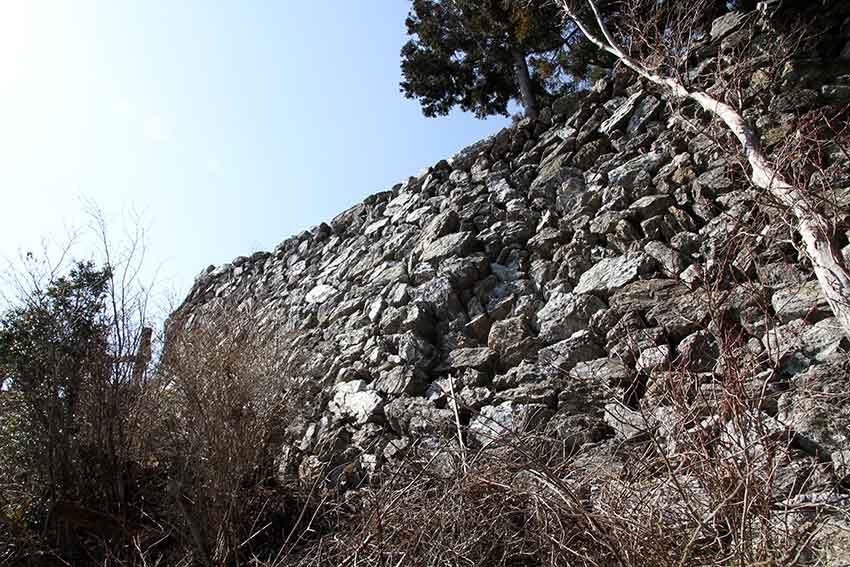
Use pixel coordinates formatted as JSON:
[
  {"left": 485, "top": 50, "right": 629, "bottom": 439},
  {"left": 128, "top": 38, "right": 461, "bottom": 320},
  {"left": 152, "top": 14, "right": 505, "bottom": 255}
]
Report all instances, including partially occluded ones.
[{"left": 561, "top": 0, "right": 850, "bottom": 338}]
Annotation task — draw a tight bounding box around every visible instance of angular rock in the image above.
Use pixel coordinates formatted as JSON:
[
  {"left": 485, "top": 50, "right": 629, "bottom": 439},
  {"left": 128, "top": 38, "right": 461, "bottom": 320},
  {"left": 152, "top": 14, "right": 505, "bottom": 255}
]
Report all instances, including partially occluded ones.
[
  {"left": 446, "top": 347, "right": 497, "bottom": 371},
  {"left": 536, "top": 291, "right": 605, "bottom": 345},
  {"left": 574, "top": 254, "right": 653, "bottom": 295},
  {"left": 329, "top": 380, "right": 384, "bottom": 425},
  {"left": 374, "top": 366, "right": 428, "bottom": 396},
  {"left": 771, "top": 280, "right": 830, "bottom": 323},
  {"left": 599, "top": 91, "right": 643, "bottom": 135},
  {"left": 777, "top": 362, "right": 850, "bottom": 460},
  {"left": 306, "top": 284, "right": 338, "bottom": 304},
  {"left": 679, "top": 264, "right": 704, "bottom": 289},
  {"left": 469, "top": 401, "right": 552, "bottom": 447},
  {"left": 420, "top": 232, "right": 477, "bottom": 263},
  {"left": 529, "top": 155, "right": 582, "bottom": 202},
  {"left": 676, "top": 331, "right": 719, "bottom": 372},
  {"left": 764, "top": 317, "right": 848, "bottom": 367},
  {"left": 609, "top": 279, "right": 686, "bottom": 312},
  {"left": 628, "top": 194, "right": 673, "bottom": 220},
  {"left": 711, "top": 12, "right": 744, "bottom": 40},
  {"left": 538, "top": 330, "right": 605, "bottom": 372},
  {"left": 570, "top": 357, "right": 632, "bottom": 387},
  {"left": 608, "top": 152, "right": 667, "bottom": 189},
  {"left": 488, "top": 315, "right": 537, "bottom": 368},
  {"left": 605, "top": 403, "right": 654, "bottom": 441},
  {"left": 644, "top": 241, "right": 686, "bottom": 277},
  {"left": 384, "top": 397, "right": 454, "bottom": 436},
  {"left": 637, "top": 344, "right": 671, "bottom": 371},
  {"left": 626, "top": 95, "right": 660, "bottom": 134},
  {"left": 646, "top": 290, "right": 710, "bottom": 339}
]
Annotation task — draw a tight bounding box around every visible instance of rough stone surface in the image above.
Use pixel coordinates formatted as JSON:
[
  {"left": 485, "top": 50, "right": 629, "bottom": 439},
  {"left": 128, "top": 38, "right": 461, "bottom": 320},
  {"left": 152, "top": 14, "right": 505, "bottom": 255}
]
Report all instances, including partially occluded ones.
[
  {"left": 574, "top": 254, "right": 653, "bottom": 295},
  {"left": 536, "top": 292, "right": 605, "bottom": 345},
  {"left": 167, "top": 24, "right": 850, "bottom": 548},
  {"left": 329, "top": 380, "right": 384, "bottom": 425},
  {"left": 771, "top": 280, "right": 830, "bottom": 323}
]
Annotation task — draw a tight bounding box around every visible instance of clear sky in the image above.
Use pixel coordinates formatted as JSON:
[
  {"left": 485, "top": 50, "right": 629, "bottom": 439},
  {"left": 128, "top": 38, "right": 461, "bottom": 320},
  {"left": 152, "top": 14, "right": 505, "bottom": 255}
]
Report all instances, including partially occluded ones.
[{"left": 0, "top": 1, "right": 508, "bottom": 302}]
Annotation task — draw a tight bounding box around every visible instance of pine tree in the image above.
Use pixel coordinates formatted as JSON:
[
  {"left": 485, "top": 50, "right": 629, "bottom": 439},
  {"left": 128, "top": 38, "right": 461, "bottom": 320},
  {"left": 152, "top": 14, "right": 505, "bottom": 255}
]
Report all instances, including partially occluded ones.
[{"left": 400, "top": 0, "right": 581, "bottom": 119}]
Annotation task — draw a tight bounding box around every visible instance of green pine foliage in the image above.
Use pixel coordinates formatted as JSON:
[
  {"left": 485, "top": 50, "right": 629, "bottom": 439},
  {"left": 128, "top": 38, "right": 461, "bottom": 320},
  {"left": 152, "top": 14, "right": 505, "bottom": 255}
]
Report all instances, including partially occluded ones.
[{"left": 400, "top": 0, "right": 599, "bottom": 118}]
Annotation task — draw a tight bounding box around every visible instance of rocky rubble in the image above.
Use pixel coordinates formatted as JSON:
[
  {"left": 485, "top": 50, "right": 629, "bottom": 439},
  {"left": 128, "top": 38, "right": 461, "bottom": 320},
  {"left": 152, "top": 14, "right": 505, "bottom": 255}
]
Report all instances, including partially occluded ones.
[{"left": 170, "top": 10, "right": 850, "bottom": 537}]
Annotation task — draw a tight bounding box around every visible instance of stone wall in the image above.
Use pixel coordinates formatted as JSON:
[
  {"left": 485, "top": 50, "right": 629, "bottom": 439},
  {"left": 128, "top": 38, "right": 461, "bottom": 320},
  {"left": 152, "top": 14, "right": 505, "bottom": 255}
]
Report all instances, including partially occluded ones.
[{"left": 171, "top": 10, "right": 850, "bottom": 492}]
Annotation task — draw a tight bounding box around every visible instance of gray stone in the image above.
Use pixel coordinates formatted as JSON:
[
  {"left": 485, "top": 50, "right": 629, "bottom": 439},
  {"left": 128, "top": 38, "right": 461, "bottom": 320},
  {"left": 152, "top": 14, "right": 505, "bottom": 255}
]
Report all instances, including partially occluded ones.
[
  {"left": 609, "top": 279, "right": 686, "bottom": 312},
  {"left": 670, "top": 231, "right": 701, "bottom": 254},
  {"left": 646, "top": 290, "right": 709, "bottom": 339},
  {"left": 778, "top": 363, "right": 850, "bottom": 457},
  {"left": 529, "top": 155, "right": 582, "bottom": 202},
  {"left": 376, "top": 366, "right": 424, "bottom": 398},
  {"left": 605, "top": 403, "right": 654, "bottom": 441},
  {"left": 577, "top": 107, "right": 607, "bottom": 144},
  {"left": 492, "top": 361, "right": 542, "bottom": 391},
  {"left": 822, "top": 84, "right": 850, "bottom": 101},
  {"left": 833, "top": 450, "right": 850, "bottom": 480},
  {"left": 676, "top": 331, "right": 718, "bottom": 372},
  {"left": 590, "top": 210, "right": 627, "bottom": 235},
  {"left": 420, "top": 232, "right": 477, "bottom": 263},
  {"left": 421, "top": 209, "right": 460, "bottom": 242},
  {"left": 305, "top": 284, "right": 338, "bottom": 304},
  {"left": 469, "top": 402, "right": 516, "bottom": 447},
  {"left": 439, "top": 256, "right": 488, "bottom": 289},
  {"left": 636, "top": 344, "right": 671, "bottom": 371},
  {"left": 609, "top": 327, "right": 667, "bottom": 363},
  {"left": 764, "top": 317, "right": 848, "bottom": 366},
  {"left": 608, "top": 152, "right": 667, "bottom": 188},
  {"left": 329, "top": 380, "right": 384, "bottom": 425},
  {"left": 569, "top": 357, "right": 632, "bottom": 387},
  {"left": 538, "top": 330, "right": 605, "bottom": 372},
  {"left": 626, "top": 95, "right": 661, "bottom": 134},
  {"left": 645, "top": 241, "right": 686, "bottom": 277},
  {"left": 488, "top": 316, "right": 536, "bottom": 368},
  {"left": 680, "top": 264, "right": 704, "bottom": 289},
  {"left": 384, "top": 397, "right": 454, "bottom": 436},
  {"left": 628, "top": 194, "right": 673, "bottom": 220},
  {"left": 771, "top": 280, "right": 830, "bottom": 323},
  {"left": 694, "top": 167, "right": 733, "bottom": 195},
  {"left": 711, "top": 11, "right": 744, "bottom": 40},
  {"left": 536, "top": 291, "right": 606, "bottom": 345},
  {"left": 527, "top": 227, "right": 565, "bottom": 257},
  {"left": 574, "top": 254, "right": 653, "bottom": 295},
  {"left": 769, "top": 89, "right": 820, "bottom": 113},
  {"left": 396, "top": 332, "right": 435, "bottom": 368},
  {"left": 446, "top": 347, "right": 497, "bottom": 371},
  {"left": 599, "top": 91, "right": 643, "bottom": 135},
  {"left": 455, "top": 386, "right": 496, "bottom": 410},
  {"left": 758, "top": 262, "right": 806, "bottom": 289},
  {"left": 469, "top": 401, "right": 552, "bottom": 446},
  {"left": 383, "top": 437, "right": 411, "bottom": 461},
  {"left": 572, "top": 138, "right": 612, "bottom": 169},
  {"left": 412, "top": 277, "right": 464, "bottom": 319}
]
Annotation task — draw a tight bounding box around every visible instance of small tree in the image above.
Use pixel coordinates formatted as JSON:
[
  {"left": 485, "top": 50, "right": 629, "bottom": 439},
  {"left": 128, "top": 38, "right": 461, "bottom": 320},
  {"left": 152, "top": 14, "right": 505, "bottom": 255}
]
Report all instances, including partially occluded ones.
[
  {"left": 0, "top": 209, "right": 155, "bottom": 562},
  {"left": 0, "top": 261, "right": 113, "bottom": 508},
  {"left": 557, "top": 0, "right": 850, "bottom": 339}
]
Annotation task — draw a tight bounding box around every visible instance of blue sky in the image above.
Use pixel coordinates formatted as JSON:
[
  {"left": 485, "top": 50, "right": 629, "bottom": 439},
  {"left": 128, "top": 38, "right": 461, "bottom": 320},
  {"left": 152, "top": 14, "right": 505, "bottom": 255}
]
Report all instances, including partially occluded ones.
[{"left": 0, "top": 1, "right": 508, "bottom": 303}]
